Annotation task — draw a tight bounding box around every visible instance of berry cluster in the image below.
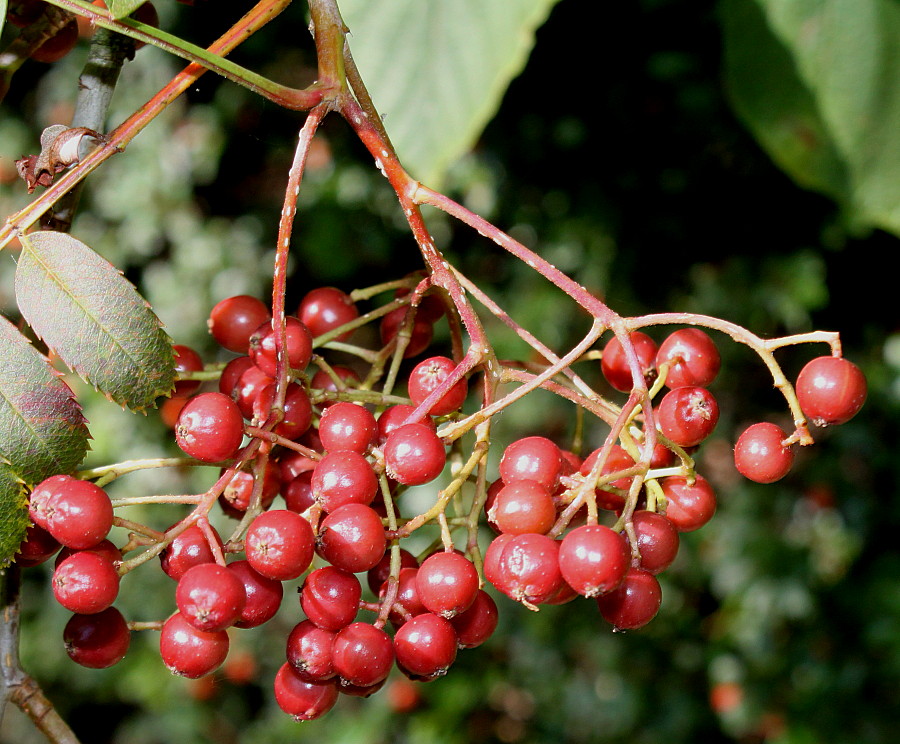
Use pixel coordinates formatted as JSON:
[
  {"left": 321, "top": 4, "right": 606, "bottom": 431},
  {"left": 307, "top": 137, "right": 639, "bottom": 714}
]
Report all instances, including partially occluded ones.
[{"left": 13, "top": 282, "right": 866, "bottom": 722}]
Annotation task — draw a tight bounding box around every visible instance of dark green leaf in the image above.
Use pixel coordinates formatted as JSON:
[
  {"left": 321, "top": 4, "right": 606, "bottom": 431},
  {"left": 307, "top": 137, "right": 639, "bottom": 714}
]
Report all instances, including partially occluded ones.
[
  {"left": 16, "top": 232, "right": 176, "bottom": 411},
  {"left": 0, "top": 463, "right": 29, "bottom": 569},
  {"left": 0, "top": 315, "right": 89, "bottom": 484},
  {"left": 340, "top": 0, "right": 563, "bottom": 187}
]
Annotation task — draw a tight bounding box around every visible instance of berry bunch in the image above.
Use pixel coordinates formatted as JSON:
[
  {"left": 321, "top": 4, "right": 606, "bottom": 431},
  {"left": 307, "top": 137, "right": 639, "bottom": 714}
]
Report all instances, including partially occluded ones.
[{"left": 13, "top": 279, "right": 865, "bottom": 721}]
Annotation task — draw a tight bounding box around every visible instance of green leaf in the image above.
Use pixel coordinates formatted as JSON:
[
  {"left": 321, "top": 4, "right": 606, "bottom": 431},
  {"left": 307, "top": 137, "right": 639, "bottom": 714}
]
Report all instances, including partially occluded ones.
[
  {"left": 340, "top": 0, "right": 562, "bottom": 187},
  {"left": 0, "top": 315, "right": 89, "bottom": 484},
  {"left": 722, "top": 0, "right": 900, "bottom": 235},
  {"left": 16, "top": 232, "right": 176, "bottom": 411},
  {"left": 105, "top": 0, "right": 148, "bottom": 19},
  {"left": 0, "top": 464, "right": 28, "bottom": 569},
  {"left": 0, "top": 1, "right": 7, "bottom": 39}
]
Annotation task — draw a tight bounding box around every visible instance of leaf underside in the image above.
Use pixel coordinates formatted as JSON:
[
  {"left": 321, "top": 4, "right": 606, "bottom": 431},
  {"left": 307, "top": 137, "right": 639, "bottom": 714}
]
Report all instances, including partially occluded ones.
[
  {"left": 0, "top": 463, "right": 29, "bottom": 569},
  {"left": 16, "top": 231, "right": 176, "bottom": 411},
  {"left": 0, "top": 314, "right": 90, "bottom": 484}
]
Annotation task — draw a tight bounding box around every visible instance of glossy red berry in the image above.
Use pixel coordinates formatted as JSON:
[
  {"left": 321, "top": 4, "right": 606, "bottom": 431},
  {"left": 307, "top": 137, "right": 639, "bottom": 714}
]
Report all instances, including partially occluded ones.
[
  {"left": 656, "top": 328, "right": 721, "bottom": 389},
  {"left": 176, "top": 563, "right": 247, "bottom": 632},
  {"left": 796, "top": 356, "right": 867, "bottom": 426},
  {"left": 175, "top": 392, "right": 244, "bottom": 462},
  {"left": 252, "top": 382, "right": 313, "bottom": 440},
  {"left": 159, "top": 523, "right": 223, "bottom": 581},
  {"left": 488, "top": 480, "right": 556, "bottom": 535},
  {"left": 160, "top": 612, "right": 229, "bottom": 678},
  {"left": 274, "top": 663, "right": 339, "bottom": 720},
  {"left": 298, "top": 286, "right": 359, "bottom": 341},
  {"left": 380, "top": 306, "right": 434, "bottom": 358},
  {"left": 734, "top": 422, "right": 795, "bottom": 483},
  {"left": 660, "top": 474, "right": 717, "bottom": 532},
  {"left": 55, "top": 538, "right": 120, "bottom": 570},
  {"left": 318, "top": 402, "right": 377, "bottom": 453},
  {"left": 407, "top": 356, "right": 468, "bottom": 416},
  {"left": 376, "top": 404, "right": 436, "bottom": 445},
  {"left": 316, "top": 504, "right": 386, "bottom": 574},
  {"left": 43, "top": 479, "right": 113, "bottom": 550},
  {"left": 450, "top": 589, "right": 498, "bottom": 649},
  {"left": 332, "top": 622, "right": 395, "bottom": 688},
  {"left": 367, "top": 547, "right": 418, "bottom": 594},
  {"left": 415, "top": 552, "right": 479, "bottom": 619},
  {"left": 52, "top": 552, "right": 120, "bottom": 614},
  {"left": 596, "top": 568, "right": 662, "bottom": 630},
  {"left": 601, "top": 332, "right": 658, "bottom": 392},
  {"left": 172, "top": 344, "right": 204, "bottom": 397},
  {"left": 493, "top": 533, "right": 563, "bottom": 606},
  {"left": 15, "top": 524, "right": 61, "bottom": 567},
  {"left": 248, "top": 317, "right": 313, "bottom": 376},
  {"left": 312, "top": 450, "right": 378, "bottom": 512},
  {"left": 286, "top": 620, "right": 336, "bottom": 681},
  {"left": 629, "top": 510, "right": 680, "bottom": 574},
  {"left": 310, "top": 365, "right": 362, "bottom": 405},
  {"left": 499, "top": 436, "right": 562, "bottom": 491},
  {"left": 28, "top": 474, "right": 73, "bottom": 530},
  {"left": 245, "top": 510, "right": 314, "bottom": 581},
  {"left": 657, "top": 386, "right": 719, "bottom": 447},
  {"left": 300, "top": 566, "right": 362, "bottom": 631},
  {"left": 379, "top": 567, "right": 427, "bottom": 627},
  {"left": 393, "top": 613, "right": 458, "bottom": 679},
  {"left": 558, "top": 525, "right": 629, "bottom": 598},
  {"left": 227, "top": 560, "right": 284, "bottom": 629},
  {"left": 208, "top": 295, "right": 270, "bottom": 353},
  {"left": 383, "top": 423, "right": 446, "bottom": 486},
  {"left": 63, "top": 607, "right": 130, "bottom": 669},
  {"left": 219, "top": 463, "right": 280, "bottom": 517}
]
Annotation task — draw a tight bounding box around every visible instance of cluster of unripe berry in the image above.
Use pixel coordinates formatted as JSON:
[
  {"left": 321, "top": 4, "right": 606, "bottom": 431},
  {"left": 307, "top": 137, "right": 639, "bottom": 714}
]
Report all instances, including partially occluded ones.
[{"left": 13, "top": 282, "right": 866, "bottom": 722}]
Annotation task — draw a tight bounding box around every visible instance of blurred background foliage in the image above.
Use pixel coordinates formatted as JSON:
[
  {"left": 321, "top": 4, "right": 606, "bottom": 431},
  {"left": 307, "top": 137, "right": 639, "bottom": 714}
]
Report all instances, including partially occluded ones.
[{"left": 1, "top": 0, "right": 898, "bottom": 742}]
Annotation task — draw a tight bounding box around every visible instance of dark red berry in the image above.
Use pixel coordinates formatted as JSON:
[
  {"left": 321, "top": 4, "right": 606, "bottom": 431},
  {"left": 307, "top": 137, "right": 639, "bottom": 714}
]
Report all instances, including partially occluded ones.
[
  {"left": 253, "top": 382, "right": 313, "bottom": 440},
  {"left": 176, "top": 563, "right": 246, "bottom": 632},
  {"left": 64, "top": 607, "right": 130, "bottom": 669},
  {"left": 175, "top": 392, "right": 244, "bottom": 462},
  {"left": 208, "top": 295, "right": 270, "bottom": 353},
  {"left": 52, "top": 551, "right": 119, "bottom": 614},
  {"left": 601, "top": 331, "right": 658, "bottom": 392},
  {"left": 415, "top": 552, "right": 479, "bottom": 619},
  {"left": 795, "top": 356, "right": 867, "bottom": 426},
  {"left": 499, "top": 437, "right": 562, "bottom": 491},
  {"left": 227, "top": 560, "right": 284, "bottom": 629},
  {"left": 298, "top": 286, "right": 359, "bottom": 341},
  {"left": 407, "top": 356, "right": 468, "bottom": 416},
  {"left": 160, "top": 523, "right": 223, "bottom": 581},
  {"left": 55, "top": 538, "right": 120, "bottom": 570},
  {"left": 316, "top": 504, "right": 386, "bottom": 574},
  {"left": 493, "top": 533, "right": 563, "bottom": 606},
  {"left": 367, "top": 547, "right": 418, "bottom": 594},
  {"left": 376, "top": 404, "right": 436, "bottom": 445},
  {"left": 318, "top": 402, "right": 378, "bottom": 453},
  {"left": 734, "top": 422, "right": 795, "bottom": 483},
  {"left": 449, "top": 589, "right": 498, "bottom": 648},
  {"left": 286, "top": 620, "right": 336, "bottom": 681},
  {"left": 300, "top": 566, "right": 362, "bottom": 631},
  {"left": 656, "top": 328, "right": 720, "bottom": 389},
  {"left": 379, "top": 567, "right": 427, "bottom": 627},
  {"left": 245, "top": 510, "right": 314, "bottom": 581},
  {"left": 660, "top": 474, "right": 716, "bottom": 532},
  {"left": 558, "top": 524, "right": 629, "bottom": 598},
  {"left": 331, "top": 622, "right": 394, "bottom": 688},
  {"left": 596, "top": 568, "right": 662, "bottom": 630},
  {"left": 15, "top": 524, "right": 61, "bottom": 567},
  {"left": 383, "top": 423, "right": 446, "bottom": 486},
  {"left": 393, "top": 612, "right": 458, "bottom": 678},
  {"left": 173, "top": 344, "right": 204, "bottom": 397},
  {"left": 274, "top": 662, "right": 339, "bottom": 720},
  {"left": 380, "top": 306, "right": 433, "bottom": 358},
  {"left": 629, "top": 511, "right": 679, "bottom": 574},
  {"left": 248, "top": 317, "right": 313, "bottom": 376},
  {"left": 312, "top": 450, "right": 378, "bottom": 512},
  {"left": 657, "top": 386, "right": 719, "bottom": 447},
  {"left": 44, "top": 479, "right": 113, "bottom": 550},
  {"left": 29, "top": 474, "right": 73, "bottom": 529},
  {"left": 160, "top": 612, "right": 229, "bottom": 678}
]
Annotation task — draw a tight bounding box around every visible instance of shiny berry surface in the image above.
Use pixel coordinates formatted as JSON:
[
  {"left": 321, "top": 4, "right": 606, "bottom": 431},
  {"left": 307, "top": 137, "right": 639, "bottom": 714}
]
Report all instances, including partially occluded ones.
[
  {"left": 795, "top": 356, "right": 867, "bottom": 426},
  {"left": 601, "top": 331, "right": 658, "bottom": 392},
  {"left": 734, "top": 422, "right": 795, "bottom": 483}
]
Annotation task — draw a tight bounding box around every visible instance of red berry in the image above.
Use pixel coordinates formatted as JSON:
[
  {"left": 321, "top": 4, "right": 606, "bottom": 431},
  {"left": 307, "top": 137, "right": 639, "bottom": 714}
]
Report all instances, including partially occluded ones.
[
  {"left": 415, "top": 552, "right": 479, "bottom": 619},
  {"left": 795, "top": 356, "right": 867, "bottom": 426},
  {"left": 172, "top": 344, "right": 204, "bottom": 397},
  {"left": 175, "top": 392, "right": 245, "bottom": 462},
  {"left": 318, "top": 402, "right": 377, "bottom": 453},
  {"left": 601, "top": 331, "right": 658, "bottom": 392},
  {"left": 283, "top": 471, "right": 315, "bottom": 514},
  {"left": 312, "top": 450, "right": 378, "bottom": 512},
  {"left": 450, "top": 589, "right": 499, "bottom": 648},
  {"left": 31, "top": 20, "right": 79, "bottom": 63},
  {"left": 656, "top": 328, "right": 721, "bottom": 389},
  {"left": 55, "top": 538, "right": 121, "bottom": 570},
  {"left": 379, "top": 567, "right": 427, "bottom": 627},
  {"left": 383, "top": 423, "right": 446, "bottom": 486},
  {"left": 493, "top": 533, "right": 563, "bottom": 606},
  {"left": 219, "top": 463, "right": 280, "bottom": 517},
  {"left": 63, "top": 607, "right": 130, "bottom": 669},
  {"left": 499, "top": 436, "right": 562, "bottom": 491},
  {"left": 300, "top": 566, "right": 362, "bottom": 631},
  {"left": 558, "top": 524, "right": 629, "bottom": 598},
  {"left": 274, "top": 663, "right": 339, "bottom": 720},
  {"left": 657, "top": 386, "right": 719, "bottom": 447},
  {"left": 176, "top": 563, "right": 246, "bottom": 632},
  {"left": 315, "top": 504, "right": 386, "bottom": 574},
  {"left": 248, "top": 317, "right": 313, "bottom": 376},
  {"left": 298, "top": 286, "right": 359, "bottom": 341},
  {"left": 734, "top": 422, "right": 795, "bottom": 483},
  {"left": 159, "top": 523, "right": 223, "bottom": 581},
  {"left": 488, "top": 480, "right": 556, "bottom": 535},
  {"left": 407, "top": 356, "right": 468, "bottom": 416},
  {"left": 579, "top": 445, "right": 637, "bottom": 511},
  {"left": 52, "top": 552, "right": 119, "bottom": 614},
  {"left": 227, "top": 560, "right": 284, "bottom": 629},
  {"left": 660, "top": 474, "right": 716, "bottom": 532},
  {"left": 310, "top": 365, "right": 362, "bottom": 405},
  {"left": 218, "top": 355, "right": 254, "bottom": 398},
  {"left": 286, "top": 620, "right": 336, "bottom": 681},
  {"left": 331, "top": 622, "right": 394, "bottom": 688},
  {"left": 366, "top": 547, "right": 418, "bottom": 595},
  {"left": 393, "top": 613, "right": 458, "bottom": 678},
  {"left": 245, "top": 510, "right": 314, "bottom": 581},
  {"left": 29, "top": 474, "right": 73, "bottom": 529},
  {"left": 376, "top": 404, "right": 436, "bottom": 445},
  {"left": 629, "top": 511, "right": 679, "bottom": 574},
  {"left": 253, "top": 382, "right": 313, "bottom": 440},
  {"left": 44, "top": 479, "right": 113, "bottom": 550},
  {"left": 15, "top": 524, "right": 61, "bottom": 567},
  {"left": 380, "top": 306, "right": 433, "bottom": 358},
  {"left": 596, "top": 568, "right": 662, "bottom": 630},
  {"left": 160, "top": 612, "right": 229, "bottom": 679},
  {"left": 208, "top": 295, "right": 270, "bottom": 353}
]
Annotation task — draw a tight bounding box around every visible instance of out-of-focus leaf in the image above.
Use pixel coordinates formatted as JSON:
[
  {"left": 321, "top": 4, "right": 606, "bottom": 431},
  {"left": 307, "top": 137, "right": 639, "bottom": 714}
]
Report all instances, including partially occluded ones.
[
  {"left": 0, "top": 1, "right": 8, "bottom": 38},
  {"left": 340, "top": 0, "right": 562, "bottom": 187},
  {"left": 723, "top": 0, "right": 900, "bottom": 235},
  {"left": 16, "top": 232, "right": 175, "bottom": 411},
  {"left": 0, "top": 314, "right": 89, "bottom": 483},
  {"left": 0, "top": 464, "right": 29, "bottom": 569}
]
